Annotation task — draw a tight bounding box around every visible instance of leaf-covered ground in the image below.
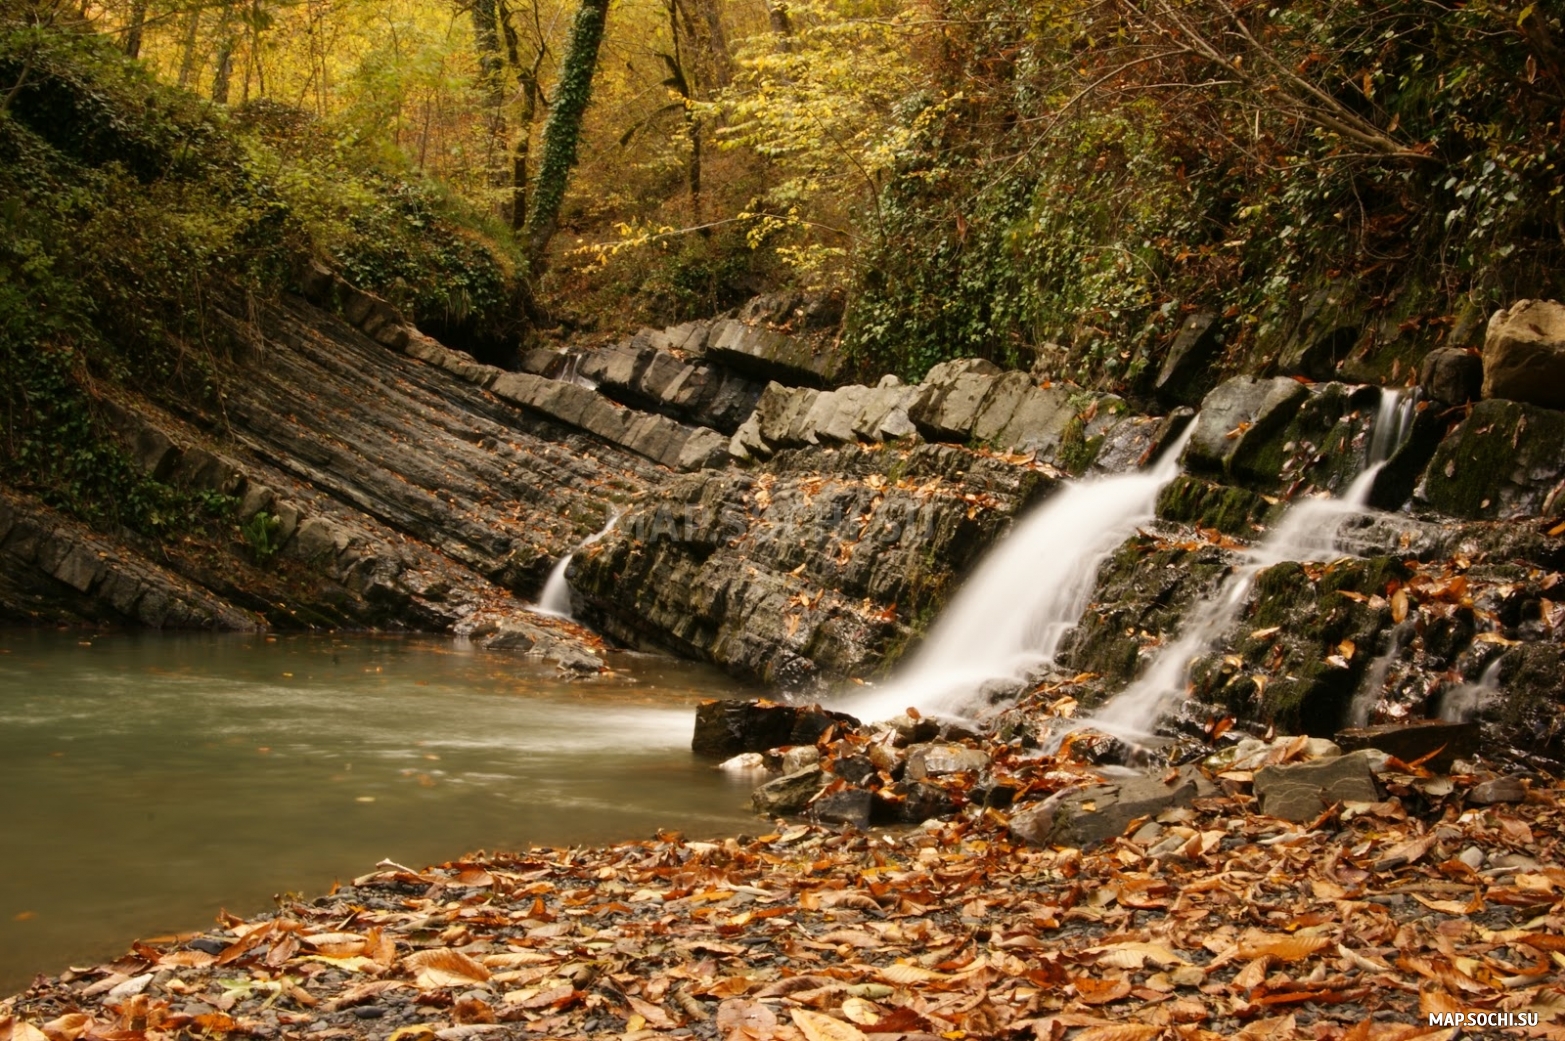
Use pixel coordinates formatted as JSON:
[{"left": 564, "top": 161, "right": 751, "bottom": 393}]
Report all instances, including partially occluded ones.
[{"left": 3, "top": 754, "right": 1563, "bottom": 1041}]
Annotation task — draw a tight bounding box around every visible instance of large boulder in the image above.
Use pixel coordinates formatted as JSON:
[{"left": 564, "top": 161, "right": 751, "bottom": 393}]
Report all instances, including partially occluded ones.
[
  {"left": 1184, "top": 376, "right": 1309, "bottom": 484},
  {"left": 1482, "top": 300, "right": 1565, "bottom": 408},
  {"left": 909, "top": 359, "right": 1002, "bottom": 441}
]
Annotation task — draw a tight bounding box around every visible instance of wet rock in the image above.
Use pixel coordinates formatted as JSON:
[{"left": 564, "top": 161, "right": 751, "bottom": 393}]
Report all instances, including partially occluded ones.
[
  {"left": 1468, "top": 776, "right": 1527, "bottom": 805},
  {"left": 1008, "top": 769, "right": 1202, "bottom": 848},
  {"left": 752, "top": 766, "right": 828, "bottom": 816},
  {"left": 829, "top": 754, "right": 877, "bottom": 786},
  {"left": 779, "top": 746, "right": 821, "bottom": 774},
  {"left": 1416, "top": 398, "right": 1565, "bottom": 519},
  {"left": 1420, "top": 346, "right": 1483, "bottom": 406},
  {"left": 1252, "top": 749, "right": 1382, "bottom": 821},
  {"left": 1184, "top": 376, "right": 1310, "bottom": 484},
  {"left": 811, "top": 787, "right": 874, "bottom": 827},
  {"left": 692, "top": 700, "right": 858, "bottom": 758},
  {"left": 905, "top": 743, "right": 989, "bottom": 780},
  {"left": 1334, "top": 720, "right": 1478, "bottom": 773},
  {"left": 574, "top": 443, "right": 1052, "bottom": 687},
  {"left": 880, "top": 714, "right": 942, "bottom": 745},
  {"left": 882, "top": 780, "right": 959, "bottom": 824},
  {"left": 1482, "top": 299, "right": 1565, "bottom": 408}
]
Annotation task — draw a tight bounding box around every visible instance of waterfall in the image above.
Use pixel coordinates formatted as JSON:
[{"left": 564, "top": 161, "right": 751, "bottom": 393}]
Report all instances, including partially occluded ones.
[
  {"left": 532, "top": 512, "right": 620, "bottom": 620},
  {"left": 1088, "top": 389, "right": 1415, "bottom": 742},
  {"left": 840, "top": 422, "right": 1196, "bottom": 723}
]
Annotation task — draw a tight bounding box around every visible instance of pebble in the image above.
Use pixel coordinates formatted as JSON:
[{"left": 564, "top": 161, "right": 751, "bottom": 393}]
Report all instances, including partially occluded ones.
[
  {"left": 351, "top": 1007, "right": 386, "bottom": 1020},
  {"left": 1458, "top": 846, "right": 1484, "bottom": 870}
]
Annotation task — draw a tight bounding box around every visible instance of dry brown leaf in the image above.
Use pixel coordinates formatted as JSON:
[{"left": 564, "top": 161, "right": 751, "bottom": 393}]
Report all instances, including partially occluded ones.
[
  {"left": 1088, "top": 941, "right": 1191, "bottom": 969},
  {"left": 716, "top": 998, "right": 777, "bottom": 1039},
  {"left": 403, "top": 949, "right": 492, "bottom": 989},
  {"left": 1073, "top": 1026, "right": 1161, "bottom": 1041},
  {"left": 1073, "top": 977, "right": 1132, "bottom": 1005},
  {"left": 1238, "top": 934, "right": 1329, "bottom": 962},
  {"left": 877, "top": 962, "right": 950, "bottom": 985},
  {"left": 626, "top": 996, "right": 678, "bottom": 1029},
  {"left": 789, "top": 1009, "right": 866, "bottom": 1041},
  {"left": 837, "top": 998, "right": 881, "bottom": 1027},
  {"left": 1232, "top": 957, "right": 1270, "bottom": 992},
  {"left": 0, "top": 1018, "right": 49, "bottom": 1041},
  {"left": 38, "top": 1016, "right": 91, "bottom": 1041}
]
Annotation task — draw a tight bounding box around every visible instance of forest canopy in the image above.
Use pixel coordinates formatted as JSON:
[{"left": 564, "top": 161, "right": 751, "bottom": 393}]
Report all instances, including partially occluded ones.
[{"left": 3, "top": 0, "right": 1563, "bottom": 389}]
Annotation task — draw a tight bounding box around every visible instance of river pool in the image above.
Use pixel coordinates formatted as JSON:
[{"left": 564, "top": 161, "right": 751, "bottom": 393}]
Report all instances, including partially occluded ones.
[{"left": 0, "top": 630, "right": 759, "bottom": 994}]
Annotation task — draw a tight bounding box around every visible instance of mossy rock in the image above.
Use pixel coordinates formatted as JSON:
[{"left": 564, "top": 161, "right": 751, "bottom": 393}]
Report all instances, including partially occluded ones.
[
  {"left": 1156, "top": 476, "right": 1276, "bottom": 536},
  {"left": 1059, "top": 535, "right": 1233, "bottom": 685},
  {"left": 1418, "top": 398, "right": 1565, "bottom": 520},
  {"left": 1193, "top": 556, "right": 1406, "bottom": 735}
]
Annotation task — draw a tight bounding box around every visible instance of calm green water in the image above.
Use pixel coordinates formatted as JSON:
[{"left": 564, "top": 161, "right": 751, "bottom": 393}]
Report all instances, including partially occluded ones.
[{"left": 0, "top": 630, "right": 759, "bottom": 994}]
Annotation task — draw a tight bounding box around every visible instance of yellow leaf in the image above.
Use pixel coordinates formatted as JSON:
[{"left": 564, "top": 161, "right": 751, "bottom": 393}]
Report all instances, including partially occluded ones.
[
  {"left": 1391, "top": 588, "right": 1409, "bottom": 623},
  {"left": 790, "top": 1009, "right": 867, "bottom": 1041}
]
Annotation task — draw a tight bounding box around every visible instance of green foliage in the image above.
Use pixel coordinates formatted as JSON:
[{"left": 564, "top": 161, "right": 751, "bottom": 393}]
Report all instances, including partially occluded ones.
[
  {"left": 242, "top": 510, "right": 284, "bottom": 566},
  {"left": 0, "top": 19, "right": 521, "bottom": 533},
  {"left": 840, "top": 0, "right": 1565, "bottom": 390}
]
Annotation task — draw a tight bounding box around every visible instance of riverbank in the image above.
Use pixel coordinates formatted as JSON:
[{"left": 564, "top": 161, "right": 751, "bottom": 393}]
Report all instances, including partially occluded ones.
[{"left": 4, "top": 741, "right": 1561, "bottom": 1041}]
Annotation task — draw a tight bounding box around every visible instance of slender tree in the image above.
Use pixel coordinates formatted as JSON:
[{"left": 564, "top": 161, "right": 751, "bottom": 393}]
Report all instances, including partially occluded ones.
[{"left": 521, "top": 0, "right": 608, "bottom": 273}]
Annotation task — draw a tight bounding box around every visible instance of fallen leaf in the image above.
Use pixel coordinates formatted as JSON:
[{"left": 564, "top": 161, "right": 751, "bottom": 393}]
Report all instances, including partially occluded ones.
[
  {"left": 789, "top": 1009, "right": 866, "bottom": 1041},
  {"left": 403, "top": 949, "right": 491, "bottom": 989}
]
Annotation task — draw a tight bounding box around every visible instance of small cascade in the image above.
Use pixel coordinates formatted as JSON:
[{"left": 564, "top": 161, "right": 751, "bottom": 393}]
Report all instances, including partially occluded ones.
[
  {"left": 841, "top": 422, "right": 1196, "bottom": 723},
  {"left": 1347, "top": 627, "right": 1407, "bottom": 727},
  {"left": 532, "top": 512, "right": 620, "bottom": 620},
  {"left": 1089, "top": 390, "right": 1414, "bottom": 742},
  {"left": 558, "top": 352, "right": 598, "bottom": 390},
  {"left": 1439, "top": 658, "right": 1503, "bottom": 723}
]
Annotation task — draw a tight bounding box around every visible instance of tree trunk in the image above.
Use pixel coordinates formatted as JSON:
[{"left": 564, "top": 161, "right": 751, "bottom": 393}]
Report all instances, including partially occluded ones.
[
  {"left": 177, "top": 4, "right": 202, "bottom": 87},
  {"left": 499, "top": 0, "right": 546, "bottom": 233},
  {"left": 470, "top": 0, "right": 509, "bottom": 195},
  {"left": 210, "top": 2, "right": 237, "bottom": 104},
  {"left": 123, "top": 0, "right": 148, "bottom": 59},
  {"left": 522, "top": 0, "right": 609, "bottom": 275}
]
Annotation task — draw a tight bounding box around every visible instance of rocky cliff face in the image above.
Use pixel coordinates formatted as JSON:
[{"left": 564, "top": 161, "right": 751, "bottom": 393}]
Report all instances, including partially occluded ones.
[{"left": 15, "top": 265, "right": 1565, "bottom": 758}]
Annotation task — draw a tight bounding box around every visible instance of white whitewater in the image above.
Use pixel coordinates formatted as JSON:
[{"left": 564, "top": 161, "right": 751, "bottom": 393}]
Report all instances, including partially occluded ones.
[
  {"left": 533, "top": 512, "right": 620, "bottom": 620},
  {"left": 841, "top": 423, "right": 1196, "bottom": 723},
  {"left": 1089, "top": 390, "right": 1415, "bottom": 741}
]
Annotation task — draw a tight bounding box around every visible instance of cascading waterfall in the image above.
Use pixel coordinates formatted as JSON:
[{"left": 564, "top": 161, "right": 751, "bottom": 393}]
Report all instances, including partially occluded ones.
[
  {"left": 534, "top": 512, "right": 620, "bottom": 620},
  {"left": 1088, "top": 390, "right": 1416, "bottom": 742},
  {"left": 841, "top": 422, "right": 1196, "bottom": 723}
]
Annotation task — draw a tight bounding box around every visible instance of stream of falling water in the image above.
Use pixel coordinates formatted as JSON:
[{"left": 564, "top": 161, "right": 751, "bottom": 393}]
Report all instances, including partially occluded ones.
[
  {"left": 534, "top": 512, "right": 620, "bottom": 619},
  {"left": 840, "top": 422, "right": 1196, "bottom": 723},
  {"left": 1088, "top": 390, "right": 1416, "bottom": 742}
]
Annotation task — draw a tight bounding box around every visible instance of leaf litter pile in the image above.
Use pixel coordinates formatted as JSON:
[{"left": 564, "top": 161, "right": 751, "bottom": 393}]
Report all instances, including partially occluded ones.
[{"left": 4, "top": 734, "right": 1564, "bottom": 1041}]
